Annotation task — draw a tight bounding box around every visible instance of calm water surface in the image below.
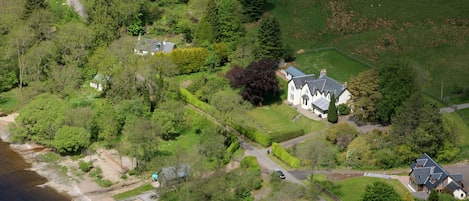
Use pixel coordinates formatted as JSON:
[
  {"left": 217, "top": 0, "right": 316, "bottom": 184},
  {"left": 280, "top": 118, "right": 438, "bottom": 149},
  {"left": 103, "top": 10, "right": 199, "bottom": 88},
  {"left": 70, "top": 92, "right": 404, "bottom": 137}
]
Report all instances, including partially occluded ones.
[{"left": 0, "top": 140, "right": 70, "bottom": 201}]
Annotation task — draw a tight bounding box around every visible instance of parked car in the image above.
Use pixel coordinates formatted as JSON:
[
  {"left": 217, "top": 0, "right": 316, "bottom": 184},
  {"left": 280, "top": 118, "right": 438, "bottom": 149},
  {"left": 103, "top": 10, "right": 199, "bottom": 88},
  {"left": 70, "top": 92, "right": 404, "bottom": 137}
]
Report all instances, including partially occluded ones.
[{"left": 275, "top": 169, "right": 286, "bottom": 179}]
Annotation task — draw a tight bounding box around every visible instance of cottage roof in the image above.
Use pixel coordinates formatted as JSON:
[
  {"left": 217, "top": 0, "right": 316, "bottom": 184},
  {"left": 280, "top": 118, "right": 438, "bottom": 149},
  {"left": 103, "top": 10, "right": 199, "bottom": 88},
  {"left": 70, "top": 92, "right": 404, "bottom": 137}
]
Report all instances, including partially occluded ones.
[
  {"left": 312, "top": 97, "right": 330, "bottom": 112},
  {"left": 135, "top": 37, "right": 175, "bottom": 54},
  {"left": 446, "top": 181, "right": 463, "bottom": 192},
  {"left": 410, "top": 153, "right": 451, "bottom": 190},
  {"left": 160, "top": 164, "right": 191, "bottom": 181},
  {"left": 290, "top": 75, "right": 316, "bottom": 89},
  {"left": 450, "top": 173, "right": 464, "bottom": 182},
  {"left": 285, "top": 66, "right": 305, "bottom": 78}
]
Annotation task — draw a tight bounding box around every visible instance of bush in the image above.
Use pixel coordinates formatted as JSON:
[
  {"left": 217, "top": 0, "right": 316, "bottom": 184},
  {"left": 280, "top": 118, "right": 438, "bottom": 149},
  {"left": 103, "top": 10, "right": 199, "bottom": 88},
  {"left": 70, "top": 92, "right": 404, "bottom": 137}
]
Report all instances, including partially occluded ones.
[
  {"left": 241, "top": 156, "right": 260, "bottom": 171},
  {"left": 270, "top": 128, "right": 304, "bottom": 143},
  {"left": 271, "top": 143, "right": 300, "bottom": 168},
  {"left": 338, "top": 104, "right": 350, "bottom": 115},
  {"left": 128, "top": 169, "right": 138, "bottom": 176},
  {"left": 78, "top": 160, "right": 93, "bottom": 172},
  {"left": 90, "top": 167, "right": 103, "bottom": 178},
  {"left": 179, "top": 87, "right": 219, "bottom": 116},
  {"left": 36, "top": 152, "right": 61, "bottom": 163},
  {"left": 96, "top": 178, "right": 113, "bottom": 187},
  {"left": 229, "top": 121, "right": 271, "bottom": 147},
  {"left": 224, "top": 137, "right": 240, "bottom": 163}
]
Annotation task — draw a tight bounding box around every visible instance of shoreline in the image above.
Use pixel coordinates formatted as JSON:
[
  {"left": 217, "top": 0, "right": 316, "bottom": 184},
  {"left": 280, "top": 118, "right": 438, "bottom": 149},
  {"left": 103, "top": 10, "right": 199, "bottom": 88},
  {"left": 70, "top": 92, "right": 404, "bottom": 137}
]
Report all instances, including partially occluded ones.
[{"left": 0, "top": 114, "right": 93, "bottom": 201}]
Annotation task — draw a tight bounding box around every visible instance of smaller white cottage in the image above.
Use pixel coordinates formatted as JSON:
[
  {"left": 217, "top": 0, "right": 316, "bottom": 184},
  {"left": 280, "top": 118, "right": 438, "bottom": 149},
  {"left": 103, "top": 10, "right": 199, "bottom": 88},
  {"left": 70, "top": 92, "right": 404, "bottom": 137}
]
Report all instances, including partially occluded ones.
[
  {"left": 286, "top": 67, "right": 350, "bottom": 118},
  {"left": 134, "top": 35, "right": 175, "bottom": 56},
  {"left": 89, "top": 73, "right": 109, "bottom": 91}
]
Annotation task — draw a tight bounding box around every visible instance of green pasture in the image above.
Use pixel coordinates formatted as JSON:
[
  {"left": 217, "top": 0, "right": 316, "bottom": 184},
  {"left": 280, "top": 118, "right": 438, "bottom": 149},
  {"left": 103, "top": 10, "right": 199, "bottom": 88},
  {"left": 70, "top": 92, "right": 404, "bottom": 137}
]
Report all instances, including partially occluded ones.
[
  {"left": 334, "top": 177, "right": 407, "bottom": 201},
  {"left": 246, "top": 103, "right": 325, "bottom": 135},
  {"left": 295, "top": 49, "right": 371, "bottom": 82}
]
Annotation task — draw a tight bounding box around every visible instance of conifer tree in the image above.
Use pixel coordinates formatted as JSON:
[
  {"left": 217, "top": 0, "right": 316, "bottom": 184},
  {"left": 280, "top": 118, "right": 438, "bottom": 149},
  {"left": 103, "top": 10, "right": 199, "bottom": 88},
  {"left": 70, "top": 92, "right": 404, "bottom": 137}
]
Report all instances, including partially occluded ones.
[
  {"left": 328, "top": 94, "right": 338, "bottom": 123},
  {"left": 255, "top": 15, "right": 283, "bottom": 61},
  {"left": 239, "top": 0, "right": 265, "bottom": 22}
]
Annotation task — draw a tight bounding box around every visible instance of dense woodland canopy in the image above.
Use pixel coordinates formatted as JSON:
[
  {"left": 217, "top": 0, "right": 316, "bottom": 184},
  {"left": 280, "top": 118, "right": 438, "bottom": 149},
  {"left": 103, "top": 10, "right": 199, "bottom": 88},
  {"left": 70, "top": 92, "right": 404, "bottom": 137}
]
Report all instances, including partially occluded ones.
[{"left": 0, "top": 0, "right": 467, "bottom": 200}]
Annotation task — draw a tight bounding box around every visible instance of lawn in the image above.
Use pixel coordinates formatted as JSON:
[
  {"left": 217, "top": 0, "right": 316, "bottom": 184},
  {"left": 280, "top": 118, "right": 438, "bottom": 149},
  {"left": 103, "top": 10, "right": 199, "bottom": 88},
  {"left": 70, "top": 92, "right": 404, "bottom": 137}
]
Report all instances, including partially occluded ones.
[
  {"left": 246, "top": 103, "right": 325, "bottom": 135},
  {"left": 0, "top": 89, "right": 19, "bottom": 113},
  {"left": 294, "top": 49, "right": 371, "bottom": 82},
  {"left": 267, "top": 0, "right": 469, "bottom": 104},
  {"left": 112, "top": 184, "right": 154, "bottom": 200},
  {"left": 334, "top": 177, "right": 408, "bottom": 201}
]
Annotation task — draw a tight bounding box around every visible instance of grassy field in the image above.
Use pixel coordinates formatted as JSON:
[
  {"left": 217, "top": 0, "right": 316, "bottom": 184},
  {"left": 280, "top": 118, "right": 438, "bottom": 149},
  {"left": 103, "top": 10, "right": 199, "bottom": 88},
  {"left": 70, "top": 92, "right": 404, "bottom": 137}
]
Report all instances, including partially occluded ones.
[
  {"left": 268, "top": 0, "right": 469, "bottom": 103},
  {"left": 294, "top": 49, "right": 371, "bottom": 82},
  {"left": 333, "top": 177, "right": 407, "bottom": 201},
  {"left": 246, "top": 103, "right": 325, "bottom": 135},
  {"left": 112, "top": 184, "right": 154, "bottom": 200}
]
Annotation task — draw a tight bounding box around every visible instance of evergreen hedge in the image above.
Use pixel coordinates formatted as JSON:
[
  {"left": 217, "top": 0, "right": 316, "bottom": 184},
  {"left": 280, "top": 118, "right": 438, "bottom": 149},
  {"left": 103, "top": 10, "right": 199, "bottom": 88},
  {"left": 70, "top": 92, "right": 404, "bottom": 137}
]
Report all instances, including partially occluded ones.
[
  {"left": 271, "top": 142, "right": 300, "bottom": 168},
  {"left": 179, "top": 87, "right": 219, "bottom": 115},
  {"left": 229, "top": 121, "right": 271, "bottom": 147},
  {"left": 270, "top": 128, "right": 304, "bottom": 143}
]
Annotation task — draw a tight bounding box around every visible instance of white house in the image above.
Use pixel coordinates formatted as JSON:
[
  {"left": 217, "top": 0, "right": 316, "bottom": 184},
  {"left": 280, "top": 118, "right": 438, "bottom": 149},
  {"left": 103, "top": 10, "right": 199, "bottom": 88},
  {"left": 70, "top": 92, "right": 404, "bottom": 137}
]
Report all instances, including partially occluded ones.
[
  {"left": 89, "top": 73, "right": 109, "bottom": 91},
  {"left": 287, "top": 67, "right": 350, "bottom": 118},
  {"left": 134, "top": 35, "right": 175, "bottom": 56}
]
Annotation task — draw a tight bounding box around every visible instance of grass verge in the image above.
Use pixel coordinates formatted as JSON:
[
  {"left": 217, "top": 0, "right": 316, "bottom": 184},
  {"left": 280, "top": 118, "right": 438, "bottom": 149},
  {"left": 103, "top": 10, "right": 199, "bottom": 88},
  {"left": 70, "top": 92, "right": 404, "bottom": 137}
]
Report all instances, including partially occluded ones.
[{"left": 112, "top": 184, "right": 154, "bottom": 200}]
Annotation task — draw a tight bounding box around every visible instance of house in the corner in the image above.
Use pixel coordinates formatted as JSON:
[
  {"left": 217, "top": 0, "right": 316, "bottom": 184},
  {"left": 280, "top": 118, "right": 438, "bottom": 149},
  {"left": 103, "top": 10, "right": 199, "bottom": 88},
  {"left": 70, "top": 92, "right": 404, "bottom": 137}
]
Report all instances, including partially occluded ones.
[
  {"left": 286, "top": 67, "right": 350, "bottom": 118},
  {"left": 134, "top": 35, "right": 175, "bottom": 56},
  {"left": 409, "top": 153, "right": 466, "bottom": 200},
  {"left": 159, "top": 164, "right": 191, "bottom": 187}
]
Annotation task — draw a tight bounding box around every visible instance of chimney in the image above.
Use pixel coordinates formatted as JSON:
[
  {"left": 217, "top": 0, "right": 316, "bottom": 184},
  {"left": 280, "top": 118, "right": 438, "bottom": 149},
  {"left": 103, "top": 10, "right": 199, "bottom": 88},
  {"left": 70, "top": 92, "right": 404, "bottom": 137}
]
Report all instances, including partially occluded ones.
[{"left": 320, "top": 69, "right": 327, "bottom": 77}]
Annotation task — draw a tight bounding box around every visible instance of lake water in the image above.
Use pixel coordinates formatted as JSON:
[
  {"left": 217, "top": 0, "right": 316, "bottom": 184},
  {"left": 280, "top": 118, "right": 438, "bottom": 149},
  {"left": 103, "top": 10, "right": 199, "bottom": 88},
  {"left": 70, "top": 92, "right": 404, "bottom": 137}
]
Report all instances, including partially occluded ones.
[{"left": 0, "top": 140, "right": 71, "bottom": 201}]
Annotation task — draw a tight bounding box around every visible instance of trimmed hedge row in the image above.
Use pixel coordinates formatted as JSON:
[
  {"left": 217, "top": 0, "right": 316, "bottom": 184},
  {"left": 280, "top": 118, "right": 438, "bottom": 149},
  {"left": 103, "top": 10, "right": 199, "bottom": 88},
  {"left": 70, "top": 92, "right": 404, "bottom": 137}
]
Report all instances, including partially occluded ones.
[
  {"left": 270, "top": 128, "right": 304, "bottom": 143},
  {"left": 229, "top": 121, "right": 271, "bottom": 147},
  {"left": 223, "top": 136, "right": 240, "bottom": 163},
  {"left": 271, "top": 143, "right": 300, "bottom": 168},
  {"left": 179, "top": 87, "right": 219, "bottom": 116}
]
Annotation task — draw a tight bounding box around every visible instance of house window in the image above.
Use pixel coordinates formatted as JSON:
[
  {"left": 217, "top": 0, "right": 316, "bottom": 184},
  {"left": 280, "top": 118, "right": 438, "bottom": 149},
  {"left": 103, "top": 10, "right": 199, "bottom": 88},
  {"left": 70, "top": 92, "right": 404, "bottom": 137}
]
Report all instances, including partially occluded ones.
[
  {"left": 290, "top": 86, "right": 294, "bottom": 90},
  {"left": 290, "top": 94, "right": 294, "bottom": 100}
]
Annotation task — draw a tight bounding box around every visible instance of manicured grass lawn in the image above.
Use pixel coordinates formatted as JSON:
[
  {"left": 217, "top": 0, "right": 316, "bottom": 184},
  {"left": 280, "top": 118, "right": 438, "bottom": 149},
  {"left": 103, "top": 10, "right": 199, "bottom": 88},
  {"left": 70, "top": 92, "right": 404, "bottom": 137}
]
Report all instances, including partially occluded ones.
[
  {"left": 158, "top": 131, "right": 200, "bottom": 155},
  {"left": 334, "top": 177, "right": 407, "bottom": 201},
  {"left": 112, "top": 184, "right": 154, "bottom": 200},
  {"left": 295, "top": 49, "right": 371, "bottom": 82},
  {"left": 246, "top": 103, "right": 325, "bottom": 135}
]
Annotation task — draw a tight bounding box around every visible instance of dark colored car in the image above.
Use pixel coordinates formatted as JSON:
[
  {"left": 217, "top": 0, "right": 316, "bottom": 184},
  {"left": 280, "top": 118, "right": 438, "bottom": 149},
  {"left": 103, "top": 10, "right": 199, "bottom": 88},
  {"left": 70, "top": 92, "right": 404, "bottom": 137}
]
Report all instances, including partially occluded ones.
[{"left": 275, "top": 169, "right": 286, "bottom": 179}]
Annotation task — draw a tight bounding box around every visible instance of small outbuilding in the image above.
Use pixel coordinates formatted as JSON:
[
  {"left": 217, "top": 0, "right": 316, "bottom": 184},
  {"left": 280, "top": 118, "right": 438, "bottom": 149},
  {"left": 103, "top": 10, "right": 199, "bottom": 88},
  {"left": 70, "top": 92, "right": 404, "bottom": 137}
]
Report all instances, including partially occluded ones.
[{"left": 158, "top": 164, "right": 191, "bottom": 187}]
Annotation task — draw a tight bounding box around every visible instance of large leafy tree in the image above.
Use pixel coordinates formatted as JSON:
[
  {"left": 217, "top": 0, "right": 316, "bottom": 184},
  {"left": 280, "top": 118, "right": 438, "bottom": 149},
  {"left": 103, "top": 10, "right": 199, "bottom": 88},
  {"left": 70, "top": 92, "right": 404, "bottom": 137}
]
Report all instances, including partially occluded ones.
[
  {"left": 377, "top": 64, "right": 415, "bottom": 123},
  {"left": 328, "top": 94, "right": 338, "bottom": 123},
  {"left": 54, "top": 126, "right": 91, "bottom": 154},
  {"left": 349, "top": 68, "right": 382, "bottom": 122},
  {"left": 216, "top": 0, "right": 244, "bottom": 46},
  {"left": 255, "top": 15, "right": 284, "bottom": 61},
  {"left": 86, "top": 0, "right": 119, "bottom": 46},
  {"left": 227, "top": 59, "right": 280, "bottom": 106},
  {"left": 362, "top": 181, "right": 402, "bottom": 201},
  {"left": 91, "top": 99, "right": 119, "bottom": 147}
]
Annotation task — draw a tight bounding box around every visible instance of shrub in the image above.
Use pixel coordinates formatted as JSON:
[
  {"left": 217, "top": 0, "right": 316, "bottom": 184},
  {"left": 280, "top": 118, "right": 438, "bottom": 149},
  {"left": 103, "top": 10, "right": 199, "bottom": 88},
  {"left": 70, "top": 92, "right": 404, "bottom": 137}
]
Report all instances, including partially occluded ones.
[
  {"left": 90, "top": 167, "right": 103, "bottom": 178},
  {"left": 96, "top": 178, "right": 113, "bottom": 187},
  {"left": 179, "top": 87, "right": 219, "bottom": 115},
  {"left": 229, "top": 121, "right": 271, "bottom": 147},
  {"left": 36, "top": 152, "right": 61, "bottom": 163},
  {"left": 270, "top": 128, "right": 304, "bottom": 143},
  {"left": 128, "top": 169, "right": 138, "bottom": 176},
  {"left": 224, "top": 137, "right": 240, "bottom": 163},
  {"left": 78, "top": 160, "right": 93, "bottom": 172},
  {"left": 271, "top": 143, "right": 300, "bottom": 168},
  {"left": 338, "top": 104, "right": 350, "bottom": 115}
]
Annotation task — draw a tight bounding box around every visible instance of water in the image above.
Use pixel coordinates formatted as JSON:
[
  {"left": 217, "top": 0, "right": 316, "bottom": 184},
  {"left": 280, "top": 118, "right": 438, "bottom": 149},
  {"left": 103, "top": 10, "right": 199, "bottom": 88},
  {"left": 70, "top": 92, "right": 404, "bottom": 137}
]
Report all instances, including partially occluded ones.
[{"left": 0, "top": 140, "right": 71, "bottom": 201}]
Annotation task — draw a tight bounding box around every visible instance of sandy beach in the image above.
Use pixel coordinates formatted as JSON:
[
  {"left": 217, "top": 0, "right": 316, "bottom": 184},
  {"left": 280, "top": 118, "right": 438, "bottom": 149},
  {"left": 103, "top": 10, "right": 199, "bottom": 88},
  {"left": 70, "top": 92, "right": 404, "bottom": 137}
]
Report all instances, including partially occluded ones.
[{"left": 0, "top": 113, "right": 146, "bottom": 201}]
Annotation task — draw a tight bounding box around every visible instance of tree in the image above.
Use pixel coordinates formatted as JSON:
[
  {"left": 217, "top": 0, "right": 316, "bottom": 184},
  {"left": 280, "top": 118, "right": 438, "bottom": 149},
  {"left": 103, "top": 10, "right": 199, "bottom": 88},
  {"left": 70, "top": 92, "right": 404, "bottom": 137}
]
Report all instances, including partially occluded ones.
[
  {"left": 216, "top": 0, "right": 244, "bottom": 46},
  {"left": 8, "top": 24, "right": 34, "bottom": 92},
  {"left": 362, "top": 181, "right": 402, "bottom": 201},
  {"left": 326, "top": 122, "right": 358, "bottom": 151},
  {"left": 194, "top": 0, "right": 217, "bottom": 44},
  {"left": 228, "top": 59, "right": 280, "bottom": 106},
  {"left": 328, "top": 94, "right": 338, "bottom": 123},
  {"left": 54, "top": 126, "right": 90, "bottom": 154},
  {"left": 54, "top": 22, "right": 95, "bottom": 67},
  {"left": 299, "top": 138, "right": 335, "bottom": 183},
  {"left": 122, "top": 116, "right": 161, "bottom": 170},
  {"left": 255, "top": 15, "right": 284, "bottom": 61},
  {"left": 91, "top": 99, "right": 119, "bottom": 147},
  {"left": 239, "top": 0, "right": 265, "bottom": 22},
  {"left": 198, "top": 126, "right": 226, "bottom": 168},
  {"left": 377, "top": 64, "right": 415, "bottom": 123},
  {"left": 151, "top": 101, "right": 186, "bottom": 140},
  {"left": 23, "top": 0, "right": 49, "bottom": 18},
  {"left": 349, "top": 68, "right": 382, "bottom": 122},
  {"left": 86, "top": 0, "right": 119, "bottom": 46}
]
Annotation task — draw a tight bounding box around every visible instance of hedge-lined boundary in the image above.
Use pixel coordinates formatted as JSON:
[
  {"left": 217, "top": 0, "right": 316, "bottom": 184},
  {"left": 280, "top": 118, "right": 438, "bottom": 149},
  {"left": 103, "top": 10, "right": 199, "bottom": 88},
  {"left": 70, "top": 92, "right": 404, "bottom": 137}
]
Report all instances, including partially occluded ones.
[
  {"left": 179, "top": 87, "right": 219, "bottom": 116},
  {"left": 229, "top": 122, "right": 271, "bottom": 147},
  {"left": 271, "top": 142, "right": 300, "bottom": 168},
  {"left": 223, "top": 136, "right": 240, "bottom": 163},
  {"left": 270, "top": 128, "right": 304, "bottom": 143}
]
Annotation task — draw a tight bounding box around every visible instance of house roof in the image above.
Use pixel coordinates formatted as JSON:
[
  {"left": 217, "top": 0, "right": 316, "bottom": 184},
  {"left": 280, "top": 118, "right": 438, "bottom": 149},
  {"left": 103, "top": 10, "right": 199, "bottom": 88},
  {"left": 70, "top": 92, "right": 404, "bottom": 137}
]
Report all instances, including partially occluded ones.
[
  {"left": 305, "top": 75, "right": 346, "bottom": 99},
  {"left": 160, "top": 164, "right": 191, "bottom": 181},
  {"left": 450, "top": 173, "right": 464, "bottom": 182},
  {"left": 410, "top": 153, "right": 459, "bottom": 191},
  {"left": 285, "top": 66, "right": 305, "bottom": 78},
  {"left": 135, "top": 37, "right": 175, "bottom": 54},
  {"left": 312, "top": 97, "right": 330, "bottom": 112},
  {"left": 446, "top": 181, "right": 463, "bottom": 192},
  {"left": 290, "top": 75, "right": 316, "bottom": 89}
]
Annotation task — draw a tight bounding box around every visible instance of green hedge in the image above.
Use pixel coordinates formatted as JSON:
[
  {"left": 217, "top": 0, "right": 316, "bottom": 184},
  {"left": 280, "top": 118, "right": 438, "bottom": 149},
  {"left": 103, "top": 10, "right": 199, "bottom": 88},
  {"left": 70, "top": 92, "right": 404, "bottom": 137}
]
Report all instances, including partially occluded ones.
[
  {"left": 223, "top": 136, "right": 240, "bottom": 163},
  {"left": 179, "top": 87, "right": 219, "bottom": 115},
  {"left": 229, "top": 121, "right": 271, "bottom": 147},
  {"left": 270, "top": 128, "right": 304, "bottom": 143},
  {"left": 271, "top": 143, "right": 300, "bottom": 168}
]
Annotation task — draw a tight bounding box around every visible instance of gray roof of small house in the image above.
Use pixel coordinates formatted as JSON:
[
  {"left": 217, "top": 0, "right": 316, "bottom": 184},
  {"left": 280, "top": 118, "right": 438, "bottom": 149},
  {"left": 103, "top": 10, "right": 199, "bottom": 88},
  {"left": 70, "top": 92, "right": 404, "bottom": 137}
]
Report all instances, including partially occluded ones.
[
  {"left": 285, "top": 66, "right": 305, "bottom": 78},
  {"left": 412, "top": 167, "right": 432, "bottom": 184},
  {"left": 305, "top": 75, "right": 346, "bottom": 98},
  {"left": 290, "top": 75, "right": 316, "bottom": 89},
  {"left": 135, "top": 38, "right": 175, "bottom": 54},
  {"left": 159, "top": 164, "right": 191, "bottom": 181},
  {"left": 445, "top": 181, "right": 464, "bottom": 192},
  {"left": 91, "top": 73, "right": 110, "bottom": 83}
]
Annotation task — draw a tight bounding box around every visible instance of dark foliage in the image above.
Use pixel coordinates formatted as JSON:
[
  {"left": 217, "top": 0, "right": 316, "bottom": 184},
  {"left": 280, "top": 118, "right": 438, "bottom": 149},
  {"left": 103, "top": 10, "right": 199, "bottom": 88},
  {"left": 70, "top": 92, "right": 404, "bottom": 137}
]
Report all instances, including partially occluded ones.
[
  {"left": 24, "top": 0, "right": 49, "bottom": 18},
  {"left": 255, "top": 15, "right": 284, "bottom": 61},
  {"left": 239, "top": 0, "right": 265, "bottom": 23},
  {"left": 227, "top": 59, "right": 280, "bottom": 106},
  {"left": 328, "top": 94, "right": 338, "bottom": 123},
  {"left": 362, "top": 181, "right": 402, "bottom": 201}
]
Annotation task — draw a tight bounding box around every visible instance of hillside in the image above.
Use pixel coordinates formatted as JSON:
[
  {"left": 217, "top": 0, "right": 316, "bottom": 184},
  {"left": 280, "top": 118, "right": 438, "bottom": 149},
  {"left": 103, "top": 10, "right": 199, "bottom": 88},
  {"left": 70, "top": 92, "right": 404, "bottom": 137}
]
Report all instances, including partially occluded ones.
[{"left": 268, "top": 0, "right": 469, "bottom": 103}]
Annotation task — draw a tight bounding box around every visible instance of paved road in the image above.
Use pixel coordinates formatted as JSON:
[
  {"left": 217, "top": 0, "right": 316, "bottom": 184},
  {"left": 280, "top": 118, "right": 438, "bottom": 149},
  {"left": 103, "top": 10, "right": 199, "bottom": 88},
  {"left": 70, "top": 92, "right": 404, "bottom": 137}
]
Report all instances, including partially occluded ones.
[{"left": 440, "top": 103, "right": 469, "bottom": 113}]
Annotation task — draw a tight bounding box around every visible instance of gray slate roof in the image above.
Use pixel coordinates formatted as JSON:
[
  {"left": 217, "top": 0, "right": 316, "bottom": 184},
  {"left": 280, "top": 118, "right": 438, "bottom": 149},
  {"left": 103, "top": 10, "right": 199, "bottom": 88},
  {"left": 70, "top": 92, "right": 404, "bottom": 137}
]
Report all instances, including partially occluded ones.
[
  {"left": 290, "top": 75, "right": 316, "bottom": 89},
  {"left": 135, "top": 37, "right": 175, "bottom": 54},
  {"left": 160, "top": 164, "right": 191, "bottom": 182},
  {"left": 285, "top": 66, "right": 306, "bottom": 78},
  {"left": 312, "top": 97, "right": 330, "bottom": 112},
  {"left": 305, "top": 74, "right": 346, "bottom": 98},
  {"left": 450, "top": 173, "right": 464, "bottom": 182}
]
